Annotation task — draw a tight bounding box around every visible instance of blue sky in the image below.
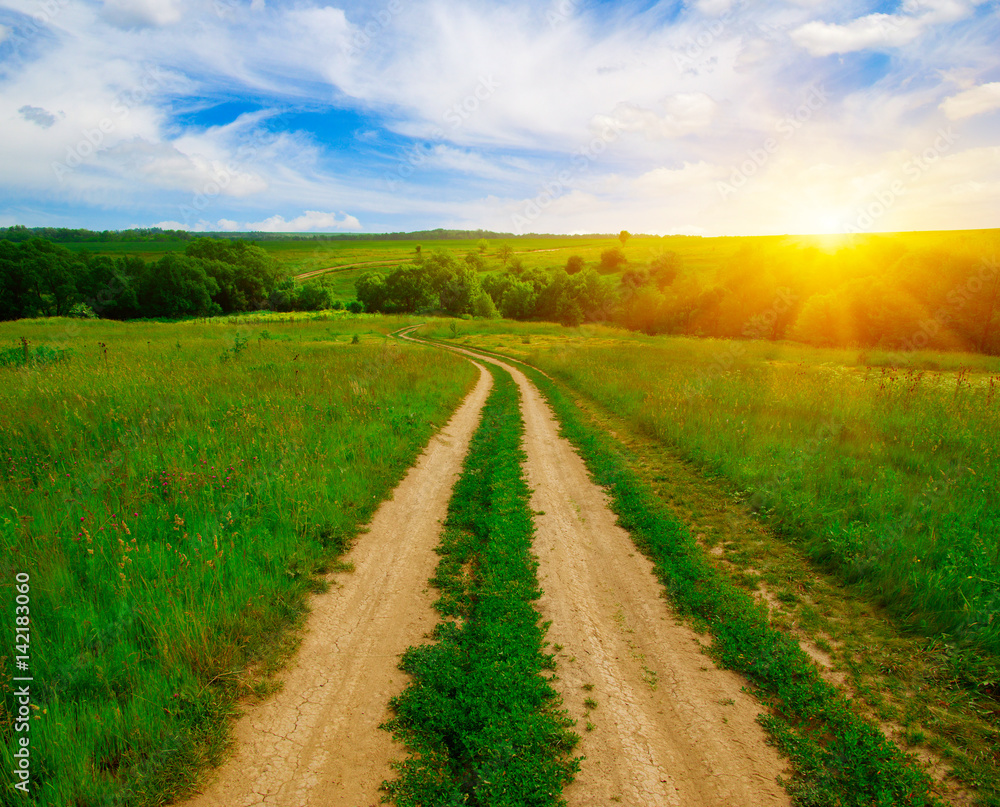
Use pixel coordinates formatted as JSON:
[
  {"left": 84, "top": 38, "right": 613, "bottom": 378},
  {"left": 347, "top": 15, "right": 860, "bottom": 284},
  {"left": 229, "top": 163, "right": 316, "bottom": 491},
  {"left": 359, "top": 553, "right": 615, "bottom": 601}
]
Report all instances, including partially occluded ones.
[{"left": 0, "top": 0, "right": 998, "bottom": 235}]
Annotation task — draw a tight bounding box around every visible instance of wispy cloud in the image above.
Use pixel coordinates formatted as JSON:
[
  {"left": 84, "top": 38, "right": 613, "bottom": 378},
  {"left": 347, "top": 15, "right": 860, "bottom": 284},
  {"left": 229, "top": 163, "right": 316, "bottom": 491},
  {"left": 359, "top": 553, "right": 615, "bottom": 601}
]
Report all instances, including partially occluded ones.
[{"left": 941, "top": 82, "right": 1000, "bottom": 119}]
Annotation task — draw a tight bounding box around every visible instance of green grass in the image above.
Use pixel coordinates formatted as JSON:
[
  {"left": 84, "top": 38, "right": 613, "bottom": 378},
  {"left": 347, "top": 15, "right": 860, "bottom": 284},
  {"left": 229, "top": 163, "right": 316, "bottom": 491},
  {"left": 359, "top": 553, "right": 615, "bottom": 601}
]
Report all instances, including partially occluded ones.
[
  {"left": 422, "top": 322, "right": 1000, "bottom": 660},
  {"left": 382, "top": 365, "right": 580, "bottom": 806},
  {"left": 434, "top": 339, "right": 942, "bottom": 807},
  {"left": 0, "top": 316, "right": 476, "bottom": 806}
]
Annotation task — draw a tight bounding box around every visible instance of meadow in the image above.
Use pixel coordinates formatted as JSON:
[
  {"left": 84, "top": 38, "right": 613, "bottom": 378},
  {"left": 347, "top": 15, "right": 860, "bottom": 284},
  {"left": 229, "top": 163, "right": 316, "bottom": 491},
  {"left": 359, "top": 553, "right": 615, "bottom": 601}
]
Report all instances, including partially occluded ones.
[
  {"left": 422, "top": 321, "right": 1000, "bottom": 658},
  {"left": 0, "top": 313, "right": 475, "bottom": 805}
]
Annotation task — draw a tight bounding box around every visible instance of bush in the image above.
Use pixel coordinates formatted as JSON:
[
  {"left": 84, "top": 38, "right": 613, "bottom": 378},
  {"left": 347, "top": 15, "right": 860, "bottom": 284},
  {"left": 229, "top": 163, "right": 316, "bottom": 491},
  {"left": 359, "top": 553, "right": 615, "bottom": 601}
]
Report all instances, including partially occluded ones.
[{"left": 599, "top": 248, "right": 627, "bottom": 273}]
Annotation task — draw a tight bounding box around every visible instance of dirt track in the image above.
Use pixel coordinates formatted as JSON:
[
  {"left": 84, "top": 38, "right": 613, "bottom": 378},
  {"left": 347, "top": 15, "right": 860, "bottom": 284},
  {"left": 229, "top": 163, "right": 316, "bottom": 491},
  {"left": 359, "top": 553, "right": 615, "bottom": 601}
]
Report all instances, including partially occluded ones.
[
  {"left": 433, "top": 342, "right": 791, "bottom": 807},
  {"left": 177, "top": 334, "right": 790, "bottom": 807},
  {"left": 177, "top": 362, "right": 491, "bottom": 807}
]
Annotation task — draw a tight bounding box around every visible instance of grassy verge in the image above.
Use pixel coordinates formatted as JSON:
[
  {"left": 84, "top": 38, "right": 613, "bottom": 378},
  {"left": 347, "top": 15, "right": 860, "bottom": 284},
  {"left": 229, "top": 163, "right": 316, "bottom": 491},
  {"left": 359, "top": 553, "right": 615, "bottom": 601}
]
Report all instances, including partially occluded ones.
[
  {"left": 423, "top": 334, "right": 943, "bottom": 807},
  {"left": 0, "top": 317, "right": 475, "bottom": 806},
  {"left": 382, "top": 365, "right": 580, "bottom": 806}
]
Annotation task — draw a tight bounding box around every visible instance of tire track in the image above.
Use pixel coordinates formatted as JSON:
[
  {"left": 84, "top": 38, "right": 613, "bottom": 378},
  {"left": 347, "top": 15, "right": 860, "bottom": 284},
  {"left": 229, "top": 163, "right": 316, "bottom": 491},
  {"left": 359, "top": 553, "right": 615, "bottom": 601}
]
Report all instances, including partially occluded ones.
[{"left": 175, "top": 364, "right": 492, "bottom": 807}]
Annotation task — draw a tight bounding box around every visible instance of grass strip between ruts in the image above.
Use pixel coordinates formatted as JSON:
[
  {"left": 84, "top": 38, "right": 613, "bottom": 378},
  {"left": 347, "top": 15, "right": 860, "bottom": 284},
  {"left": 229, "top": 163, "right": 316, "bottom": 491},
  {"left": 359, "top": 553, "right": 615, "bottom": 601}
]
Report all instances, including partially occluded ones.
[
  {"left": 477, "top": 350, "right": 943, "bottom": 807},
  {"left": 381, "top": 364, "right": 581, "bottom": 806}
]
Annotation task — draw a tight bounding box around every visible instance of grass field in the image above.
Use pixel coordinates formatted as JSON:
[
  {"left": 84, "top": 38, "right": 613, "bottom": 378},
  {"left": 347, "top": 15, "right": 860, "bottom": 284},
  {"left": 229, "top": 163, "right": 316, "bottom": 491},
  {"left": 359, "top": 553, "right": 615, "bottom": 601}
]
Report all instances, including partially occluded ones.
[
  {"left": 422, "top": 321, "right": 1000, "bottom": 655},
  {"left": 0, "top": 314, "right": 475, "bottom": 805}
]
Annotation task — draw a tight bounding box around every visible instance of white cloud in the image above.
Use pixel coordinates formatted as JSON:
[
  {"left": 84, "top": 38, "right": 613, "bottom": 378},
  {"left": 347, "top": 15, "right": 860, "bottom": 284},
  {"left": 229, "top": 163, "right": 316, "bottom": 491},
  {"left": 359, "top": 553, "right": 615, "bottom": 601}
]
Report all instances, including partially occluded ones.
[
  {"left": 0, "top": 0, "right": 997, "bottom": 235},
  {"left": 101, "top": 0, "right": 183, "bottom": 27},
  {"left": 791, "top": 14, "right": 923, "bottom": 56},
  {"left": 593, "top": 93, "right": 717, "bottom": 140},
  {"left": 0, "top": 24, "right": 9, "bottom": 44},
  {"left": 248, "top": 211, "right": 363, "bottom": 232},
  {"left": 154, "top": 211, "right": 362, "bottom": 232},
  {"left": 940, "top": 82, "right": 1000, "bottom": 120},
  {"left": 790, "top": 0, "right": 982, "bottom": 56}
]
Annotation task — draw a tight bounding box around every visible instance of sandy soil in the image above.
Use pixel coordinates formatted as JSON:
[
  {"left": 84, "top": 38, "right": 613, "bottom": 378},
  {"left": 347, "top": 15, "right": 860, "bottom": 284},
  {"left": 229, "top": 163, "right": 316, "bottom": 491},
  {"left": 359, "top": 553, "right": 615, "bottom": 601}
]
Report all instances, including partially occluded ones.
[
  {"left": 435, "top": 342, "right": 791, "bottom": 807},
  {"left": 175, "top": 362, "right": 492, "bottom": 807}
]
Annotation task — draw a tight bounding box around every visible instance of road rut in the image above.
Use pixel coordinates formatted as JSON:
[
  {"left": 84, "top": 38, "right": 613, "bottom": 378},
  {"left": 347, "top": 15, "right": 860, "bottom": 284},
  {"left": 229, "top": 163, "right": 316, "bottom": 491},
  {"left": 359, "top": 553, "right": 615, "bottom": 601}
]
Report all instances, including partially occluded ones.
[
  {"left": 177, "top": 363, "right": 491, "bottom": 807},
  {"left": 430, "top": 341, "right": 791, "bottom": 807}
]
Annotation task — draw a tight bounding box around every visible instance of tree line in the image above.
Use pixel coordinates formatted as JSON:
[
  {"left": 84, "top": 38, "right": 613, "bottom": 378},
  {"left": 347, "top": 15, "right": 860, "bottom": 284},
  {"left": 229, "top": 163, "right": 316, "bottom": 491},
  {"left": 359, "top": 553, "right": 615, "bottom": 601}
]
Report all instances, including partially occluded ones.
[
  {"left": 612, "top": 236, "right": 1000, "bottom": 355},
  {"left": 357, "top": 234, "right": 1000, "bottom": 355},
  {"left": 355, "top": 251, "right": 617, "bottom": 326},
  {"left": 0, "top": 238, "right": 347, "bottom": 321}
]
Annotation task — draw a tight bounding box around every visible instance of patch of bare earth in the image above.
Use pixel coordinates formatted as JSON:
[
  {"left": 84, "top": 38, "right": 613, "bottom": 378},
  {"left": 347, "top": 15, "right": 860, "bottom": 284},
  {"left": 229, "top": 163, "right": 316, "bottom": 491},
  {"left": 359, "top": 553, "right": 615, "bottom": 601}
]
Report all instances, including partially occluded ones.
[{"left": 175, "top": 364, "right": 492, "bottom": 807}]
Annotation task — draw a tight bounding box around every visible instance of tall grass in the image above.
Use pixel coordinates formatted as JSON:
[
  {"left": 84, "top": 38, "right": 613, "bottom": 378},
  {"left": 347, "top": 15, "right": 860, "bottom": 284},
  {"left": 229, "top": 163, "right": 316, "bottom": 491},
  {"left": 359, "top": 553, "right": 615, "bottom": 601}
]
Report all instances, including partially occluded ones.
[
  {"left": 423, "top": 322, "right": 1000, "bottom": 658},
  {"left": 549, "top": 341, "right": 1000, "bottom": 656},
  {"left": 0, "top": 316, "right": 475, "bottom": 806}
]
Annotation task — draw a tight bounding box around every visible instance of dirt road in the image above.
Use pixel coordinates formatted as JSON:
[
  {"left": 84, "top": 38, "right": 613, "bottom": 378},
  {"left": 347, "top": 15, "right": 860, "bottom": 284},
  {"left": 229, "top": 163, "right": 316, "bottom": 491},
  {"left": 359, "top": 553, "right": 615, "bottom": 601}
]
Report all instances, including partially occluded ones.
[
  {"left": 179, "top": 331, "right": 789, "bottom": 807},
  {"left": 177, "top": 363, "right": 491, "bottom": 807},
  {"left": 422, "top": 339, "right": 790, "bottom": 807}
]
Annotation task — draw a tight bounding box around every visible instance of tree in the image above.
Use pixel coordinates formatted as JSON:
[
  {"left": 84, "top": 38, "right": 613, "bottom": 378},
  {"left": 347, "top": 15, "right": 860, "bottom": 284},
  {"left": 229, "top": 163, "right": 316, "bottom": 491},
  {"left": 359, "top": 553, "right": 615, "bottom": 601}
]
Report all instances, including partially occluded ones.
[
  {"left": 440, "top": 265, "right": 482, "bottom": 317},
  {"left": 497, "top": 242, "right": 514, "bottom": 267},
  {"left": 464, "top": 251, "right": 484, "bottom": 271},
  {"left": 186, "top": 238, "right": 280, "bottom": 312},
  {"left": 619, "top": 230, "right": 631, "bottom": 248},
  {"left": 500, "top": 279, "right": 537, "bottom": 320},
  {"left": 649, "top": 251, "right": 681, "bottom": 287},
  {"left": 356, "top": 271, "right": 388, "bottom": 313},
  {"left": 137, "top": 255, "right": 220, "bottom": 318},
  {"left": 565, "top": 255, "right": 584, "bottom": 275},
  {"left": 477, "top": 238, "right": 490, "bottom": 254},
  {"left": 471, "top": 288, "right": 500, "bottom": 319},
  {"left": 599, "top": 247, "right": 627, "bottom": 273},
  {"left": 385, "top": 266, "right": 435, "bottom": 313}
]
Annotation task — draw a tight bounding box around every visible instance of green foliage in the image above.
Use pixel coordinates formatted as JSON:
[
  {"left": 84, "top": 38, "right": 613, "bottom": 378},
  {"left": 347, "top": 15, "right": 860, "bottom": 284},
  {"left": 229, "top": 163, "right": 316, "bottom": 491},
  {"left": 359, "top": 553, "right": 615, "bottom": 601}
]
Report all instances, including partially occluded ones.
[
  {"left": 185, "top": 238, "right": 281, "bottom": 313},
  {"left": 0, "top": 237, "right": 290, "bottom": 322},
  {"left": 599, "top": 247, "right": 627, "bottom": 272},
  {"left": 565, "top": 255, "right": 584, "bottom": 275},
  {"left": 383, "top": 367, "right": 580, "bottom": 806},
  {"left": 0, "top": 317, "right": 476, "bottom": 805}
]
